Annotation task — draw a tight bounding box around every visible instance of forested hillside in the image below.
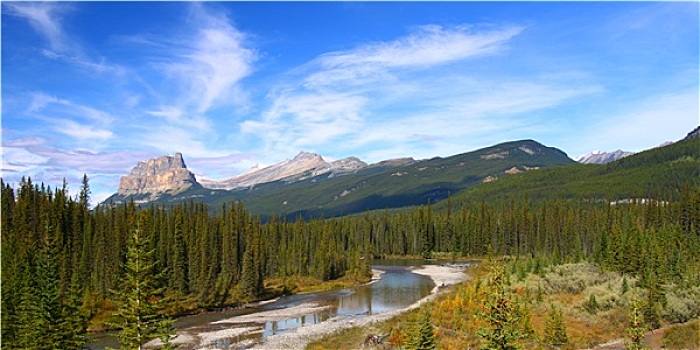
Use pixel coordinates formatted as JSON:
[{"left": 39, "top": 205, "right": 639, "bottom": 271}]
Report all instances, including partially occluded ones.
[
  {"left": 451, "top": 137, "right": 700, "bottom": 203},
  {"left": 2, "top": 138, "right": 699, "bottom": 349},
  {"left": 105, "top": 139, "right": 575, "bottom": 219}
]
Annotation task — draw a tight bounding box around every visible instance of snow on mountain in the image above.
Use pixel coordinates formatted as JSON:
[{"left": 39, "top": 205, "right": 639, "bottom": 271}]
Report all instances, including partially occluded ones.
[{"left": 575, "top": 149, "right": 634, "bottom": 164}]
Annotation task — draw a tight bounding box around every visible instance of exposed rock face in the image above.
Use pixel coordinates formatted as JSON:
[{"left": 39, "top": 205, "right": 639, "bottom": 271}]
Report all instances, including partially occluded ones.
[
  {"left": 117, "top": 153, "right": 199, "bottom": 196},
  {"left": 329, "top": 157, "right": 368, "bottom": 176},
  {"left": 684, "top": 126, "right": 700, "bottom": 140},
  {"left": 576, "top": 150, "right": 634, "bottom": 164},
  {"left": 201, "top": 152, "right": 368, "bottom": 190}
]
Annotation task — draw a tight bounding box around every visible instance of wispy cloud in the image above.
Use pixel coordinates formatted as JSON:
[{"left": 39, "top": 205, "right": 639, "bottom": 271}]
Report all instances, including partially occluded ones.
[
  {"left": 304, "top": 24, "right": 524, "bottom": 89},
  {"left": 158, "top": 3, "right": 257, "bottom": 114},
  {"left": 5, "top": 2, "right": 126, "bottom": 76},
  {"left": 243, "top": 23, "right": 600, "bottom": 162},
  {"left": 241, "top": 91, "right": 366, "bottom": 153},
  {"left": 52, "top": 119, "right": 113, "bottom": 141},
  {"left": 146, "top": 106, "right": 210, "bottom": 131},
  {"left": 1, "top": 138, "right": 156, "bottom": 204},
  {"left": 3, "top": 2, "right": 72, "bottom": 52},
  {"left": 25, "top": 93, "right": 115, "bottom": 145}
]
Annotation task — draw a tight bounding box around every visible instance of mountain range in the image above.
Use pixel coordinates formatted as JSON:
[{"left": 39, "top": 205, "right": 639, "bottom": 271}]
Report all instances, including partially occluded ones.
[
  {"left": 103, "top": 129, "right": 700, "bottom": 219},
  {"left": 103, "top": 139, "right": 574, "bottom": 217}
]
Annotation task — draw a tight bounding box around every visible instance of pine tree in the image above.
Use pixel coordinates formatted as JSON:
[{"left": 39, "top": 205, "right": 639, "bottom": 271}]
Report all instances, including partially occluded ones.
[
  {"left": 59, "top": 279, "right": 88, "bottom": 350},
  {"left": 478, "top": 265, "right": 528, "bottom": 350},
  {"left": 622, "top": 276, "right": 630, "bottom": 295},
  {"left": 585, "top": 294, "right": 599, "bottom": 314},
  {"left": 544, "top": 304, "right": 568, "bottom": 347},
  {"left": 410, "top": 307, "right": 437, "bottom": 350},
  {"left": 239, "top": 225, "right": 263, "bottom": 298},
  {"left": 110, "top": 228, "right": 174, "bottom": 350}
]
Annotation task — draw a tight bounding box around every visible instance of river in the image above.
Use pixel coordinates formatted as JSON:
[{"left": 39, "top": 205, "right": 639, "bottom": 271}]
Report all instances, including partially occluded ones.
[{"left": 88, "top": 261, "right": 469, "bottom": 349}]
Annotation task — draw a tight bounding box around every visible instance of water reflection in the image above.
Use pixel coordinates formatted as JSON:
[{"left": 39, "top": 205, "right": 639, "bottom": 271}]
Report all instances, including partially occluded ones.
[
  {"left": 259, "top": 266, "right": 434, "bottom": 338},
  {"left": 88, "top": 264, "right": 435, "bottom": 349}
]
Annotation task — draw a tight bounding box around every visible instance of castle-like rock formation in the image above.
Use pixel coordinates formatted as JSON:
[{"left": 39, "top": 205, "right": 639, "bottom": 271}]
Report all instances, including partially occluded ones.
[{"left": 117, "top": 153, "right": 199, "bottom": 197}]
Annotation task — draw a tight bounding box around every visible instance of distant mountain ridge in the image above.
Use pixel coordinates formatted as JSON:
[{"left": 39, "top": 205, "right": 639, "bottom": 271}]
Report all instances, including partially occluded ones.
[
  {"left": 104, "top": 139, "right": 575, "bottom": 218},
  {"left": 576, "top": 150, "right": 634, "bottom": 164},
  {"left": 199, "top": 152, "right": 367, "bottom": 190},
  {"left": 452, "top": 132, "right": 700, "bottom": 204}
]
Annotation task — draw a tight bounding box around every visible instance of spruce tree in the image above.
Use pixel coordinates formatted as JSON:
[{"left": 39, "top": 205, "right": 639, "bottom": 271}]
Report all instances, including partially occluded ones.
[
  {"left": 478, "top": 265, "right": 528, "bottom": 350},
  {"left": 544, "top": 304, "right": 568, "bottom": 347},
  {"left": 110, "top": 228, "right": 174, "bottom": 350},
  {"left": 411, "top": 307, "right": 437, "bottom": 350}
]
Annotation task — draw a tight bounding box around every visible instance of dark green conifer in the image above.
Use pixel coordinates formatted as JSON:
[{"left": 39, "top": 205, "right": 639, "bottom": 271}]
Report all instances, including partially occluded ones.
[
  {"left": 411, "top": 307, "right": 437, "bottom": 350},
  {"left": 110, "top": 228, "right": 174, "bottom": 349}
]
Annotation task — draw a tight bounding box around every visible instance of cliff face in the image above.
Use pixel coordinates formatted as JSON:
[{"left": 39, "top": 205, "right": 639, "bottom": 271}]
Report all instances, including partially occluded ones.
[{"left": 117, "top": 153, "right": 199, "bottom": 197}]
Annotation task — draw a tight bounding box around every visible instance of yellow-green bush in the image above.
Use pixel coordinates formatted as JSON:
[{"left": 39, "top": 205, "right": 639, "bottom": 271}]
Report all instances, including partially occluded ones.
[{"left": 663, "top": 320, "right": 700, "bottom": 349}]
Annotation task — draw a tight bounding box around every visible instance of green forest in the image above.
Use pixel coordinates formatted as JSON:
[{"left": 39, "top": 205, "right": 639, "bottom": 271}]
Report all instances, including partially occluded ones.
[{"left": 2, "top": 138, "right": 700, "bottom": 349}]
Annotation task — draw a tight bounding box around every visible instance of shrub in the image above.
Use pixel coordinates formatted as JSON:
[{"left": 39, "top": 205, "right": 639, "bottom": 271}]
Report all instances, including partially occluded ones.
[
  {"left": 663, "top": 320, "right": 700, "bottom": 350},
  {"left": 539, "top": 263, "right": 616, "bottom": 295},
  {"left": 662, "top": 285, "right": 700, "bottom": 324}
]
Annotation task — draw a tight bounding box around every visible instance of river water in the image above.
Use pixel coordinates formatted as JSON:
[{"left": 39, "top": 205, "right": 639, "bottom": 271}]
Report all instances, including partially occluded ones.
[{"left": 88, "top": 262, "right": 438, "bottom": 349}]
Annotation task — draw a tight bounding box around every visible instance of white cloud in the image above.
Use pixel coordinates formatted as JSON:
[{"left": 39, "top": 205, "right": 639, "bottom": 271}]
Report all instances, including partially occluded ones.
[
  {"left": 304, "top": 24, "right": 524, "bottom": 89},
  {"left": 4, "top": 2, "right": 72, "bottom": 52},
  {"left": 139, "top": 126, "right": 226, "bottom": 159},
  {"left": 1, "top": 147, "right": 49, "bottom": 173},
  {"left": 54, "top": 119, "right": 113, "bottom": 141},
  {"left": 1, "top": 141, "right": 156, "bottom": 206},
  {"left": 243, "top": 23, "right": 601, "bottom": 163},
  {"left": 146, "top": 106, "right": 210, "bottom": 131},
  {"left": 241, "top": 91, "right": 366, "bottom": 153},
  {"left": 186, "top": 153, "right": 257, "bottom": 180},
  {"left": 5, "top": 3, "right": 126, "bottom": 76},
  {"left": 26, "top": 93, "right": 115, "bottom": 144},
  {"left": 159, "top": 4, "right": 257, "bottom": 114}
]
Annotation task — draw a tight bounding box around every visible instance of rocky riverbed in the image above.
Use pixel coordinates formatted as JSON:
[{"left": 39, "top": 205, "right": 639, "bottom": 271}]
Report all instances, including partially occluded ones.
[{"left": 149, "top": 264, "right": 469, "bottom": 350}]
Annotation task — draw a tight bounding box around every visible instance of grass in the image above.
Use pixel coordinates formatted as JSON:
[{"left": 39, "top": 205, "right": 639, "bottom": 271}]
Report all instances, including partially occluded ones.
[
  {"left": 663, "top": 319, "right": 700, "bottom": 349},
  {"left": 306, "top": 260, "right": 700, "bottom": 350}
]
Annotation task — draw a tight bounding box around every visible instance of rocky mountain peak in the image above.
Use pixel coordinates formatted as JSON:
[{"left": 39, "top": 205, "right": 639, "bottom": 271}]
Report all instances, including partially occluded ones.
[
  {"left": 293, "top": 151, "right": 323, "bottom": 162},
  {"left": 117, "top": 153, "right": 199, "bottom": 197},
  {"left": 576, "top": 149, "right": 634, "bottom": 164}
]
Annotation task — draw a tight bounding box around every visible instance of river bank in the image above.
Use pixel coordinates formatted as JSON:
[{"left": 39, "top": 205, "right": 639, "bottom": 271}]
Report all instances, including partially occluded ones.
[
  {"left": 151, "top": 264, "right": 468, "bottom": 349},
  {"left": 254, "top": 264, "right": 468, "bottom": 350}
]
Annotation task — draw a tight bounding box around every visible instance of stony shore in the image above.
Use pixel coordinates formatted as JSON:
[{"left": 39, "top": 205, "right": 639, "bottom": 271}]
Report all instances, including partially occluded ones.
[{"left": 156, "top": 264, "right": 469, "bottom": 350}]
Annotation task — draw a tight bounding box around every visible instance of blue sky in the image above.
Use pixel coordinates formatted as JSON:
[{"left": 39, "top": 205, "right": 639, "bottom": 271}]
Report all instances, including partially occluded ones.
[{"left": 2, "top": 2, "right": 698, "bottom": 204}]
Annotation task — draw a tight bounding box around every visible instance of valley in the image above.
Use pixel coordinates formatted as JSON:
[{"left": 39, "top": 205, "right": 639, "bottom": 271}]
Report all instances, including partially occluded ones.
[{"left": 2, "top": 133, "right": 699, "bottom": 350}]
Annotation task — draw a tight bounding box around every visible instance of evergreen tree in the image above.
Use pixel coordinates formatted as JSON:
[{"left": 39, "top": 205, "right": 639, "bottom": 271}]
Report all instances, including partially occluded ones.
[
  {"left": 239, "top": 225, "right": 263, "bottom": 298},
  {"left": 585, "top": 293, "right": 599, "bottom": 315},
  {"left": 410, "top": 307, "right": 437, "bottom": 350},
  {"left": 59, "top": 279, "right": 88, "bottom": 349},
  {"left": 478, "top": 265, "right": 528, "bottom": 350},
  {"left": 110, "top": 228, "right": 174, "bottom": 350},
  {"left": 625, "top": 300, "right": 649, "bottom": 350},
  {"left": 544, "top": 304, "right": 568, "bottom": 347}
]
